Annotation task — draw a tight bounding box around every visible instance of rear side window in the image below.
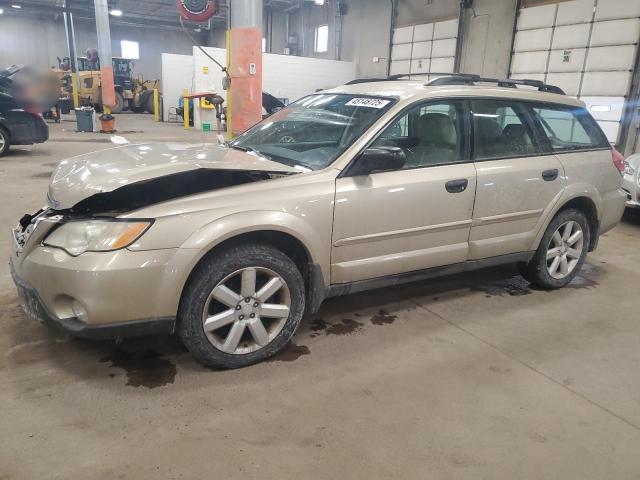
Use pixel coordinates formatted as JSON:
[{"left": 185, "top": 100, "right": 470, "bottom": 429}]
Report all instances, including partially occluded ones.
[
  {"left": 471, "top": 99, "right": 539, "bottom": 160},
  {"left": 530, "top": 105, "right": 608, "bottom": 151}
]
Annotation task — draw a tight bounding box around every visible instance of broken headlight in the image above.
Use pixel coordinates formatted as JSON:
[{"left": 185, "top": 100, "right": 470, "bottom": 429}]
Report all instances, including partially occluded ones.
[{"left": 43, "top": 219, "right": 152, "bottom": 256}]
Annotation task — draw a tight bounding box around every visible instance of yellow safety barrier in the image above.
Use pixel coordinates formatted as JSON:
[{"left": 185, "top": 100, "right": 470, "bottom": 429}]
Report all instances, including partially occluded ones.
[{"left": 153, "top": 88, "right": 160, "bottom": 122}]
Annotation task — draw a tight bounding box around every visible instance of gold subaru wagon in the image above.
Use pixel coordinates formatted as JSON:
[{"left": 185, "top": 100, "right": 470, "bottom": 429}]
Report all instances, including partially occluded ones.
[{"left": 11, "top": 75, "right": 627, "bottom": 368}]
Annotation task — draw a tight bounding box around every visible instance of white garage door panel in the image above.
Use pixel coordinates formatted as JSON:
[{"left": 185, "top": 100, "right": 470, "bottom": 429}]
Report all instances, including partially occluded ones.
[
  {"left": 513, "top": 28, "right": 553, "bottom": 52},
  {"left": 389, "top": 60, "right": 411, "bottom": 76},
  {"left": 410, "top": 58, "right": 431, "bottom": 74},
  {"left": 433, "top": 19, "right": 458, "bottom": 39},
  {"left": 590, "top": 19, "right": 640, "bottom": 47},
  {"left": 391, "top": 43, "right": 413, "bottom": 61},
  {"left": 392, "top": 26, "right": 414, "bottom": 45},
  {"left": 517, "top": 4, "right": 557, "bottom": 30},
  {"left": 511, "top": 51, "right": 549, "bottom": 74},
  {"left": 581, "top": 72, "right": 632, "bottom": 97},
  {"left": 556, "top": 0, "right": 594, "bottom": 26},
  {"left": 585, "top": 45, "right": 637, "bottom": 71},
  {"left": 581, "top": 96, "right": 625, "bottom": 122},
  {"left": 411, "top": 41, "right": 431, "bottom": 58},
  {"left": 548, "top": 48, "right": 586, "bottom": 72},
  {"left": 596, "top": 121, "right": 620, "bottom": 143},
  {"left": 430, "top": 57, "right": 455, "bottom": 73},
  {"left": 510, "top": 73, "right": 546, "bottom": 82},
  {"left": 545, "top": 72, "right": 582, "bottom": 96},
  {"left": 413, "top": 23, "right": 434, "bottom": 42},
  {"left": 551, "top": 24, "right": 590, "bottom": 50},
  {"left": 431, "top": 38, "right": 457, "bottom": 58},
  {"left": 594, "top": 0, "right": 640, "bottom": 22}
]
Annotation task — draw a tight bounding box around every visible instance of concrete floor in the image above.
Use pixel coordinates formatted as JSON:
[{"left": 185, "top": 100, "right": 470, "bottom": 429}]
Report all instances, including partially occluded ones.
[{"left": 2, "top": 114, "right": 640, "bottom": 479}]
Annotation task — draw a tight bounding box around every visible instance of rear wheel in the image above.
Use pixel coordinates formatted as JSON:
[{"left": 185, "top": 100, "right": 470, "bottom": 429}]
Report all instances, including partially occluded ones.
[
  {"left": 110, "top": 92, "right": 124, "bottom": 114},
  {"left": 145, "top": 92, "right": 160, "bottom": 114},
  {"left": 0, "top": 127, "right": 10, "bottom": 157},
  {"left": 519, "top": 208, "right": 590, "bottom": 289},
  {"left": 179, "top": 243, "right": 305, "bottom": 369}
]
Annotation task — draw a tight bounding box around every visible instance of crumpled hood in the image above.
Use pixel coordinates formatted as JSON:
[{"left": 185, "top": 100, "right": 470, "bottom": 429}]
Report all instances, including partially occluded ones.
[{"left": 48, "top": 143, "right": 298, "bottom": 210}]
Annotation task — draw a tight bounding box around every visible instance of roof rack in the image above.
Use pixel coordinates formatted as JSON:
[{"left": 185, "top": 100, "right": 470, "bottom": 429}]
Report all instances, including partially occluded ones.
[{"left": 426, "top": 74, "right": 566, "bottom": 95}]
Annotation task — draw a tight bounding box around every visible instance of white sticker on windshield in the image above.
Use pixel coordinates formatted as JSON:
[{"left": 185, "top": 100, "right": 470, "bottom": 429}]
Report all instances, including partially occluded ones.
[{"left": 345, "top": 97, "right": 391, "bottom": 109}]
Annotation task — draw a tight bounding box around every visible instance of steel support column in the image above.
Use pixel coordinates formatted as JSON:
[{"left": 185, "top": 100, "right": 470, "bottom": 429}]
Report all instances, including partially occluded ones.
[
  {"left": 93, "top": 0, "right": 116, "bottom": 113},
  {"left": 63, "top": 10, "right": 80, "bottom": 108},
  {"left": 227, "top": 0, "right": 263, "bottom": 138}
]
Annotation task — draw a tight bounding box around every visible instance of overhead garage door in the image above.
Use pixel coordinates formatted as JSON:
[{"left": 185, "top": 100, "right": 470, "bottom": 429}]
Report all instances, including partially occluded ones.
[
  {"left": 390, "top": 18, "right": 459, "bottom": 80},
  {"left": 509, "top": 0, "right": 640, "bottom": 144}
]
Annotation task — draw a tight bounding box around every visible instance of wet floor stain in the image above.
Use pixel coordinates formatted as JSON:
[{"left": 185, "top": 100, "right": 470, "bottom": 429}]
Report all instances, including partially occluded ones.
[
  {"left": 310, "top": 318, "right": 329, "bottom": 332},
  {"left": 266, "top": 343, "right": 310, "bottom": 362},
  {"left": 30, "top": 171, "right": 53, "bottom": 179},
  {"left": 473, "top": 276, "right": 532, "bottom": 297},
  {"left": 99, "top": 348, "right": 177, "bottom": 389},
  {"left": 370, "top": 309, "right": 397, "bottom": 326},
  {"left": 566, "top": 274, "right": 598, "bottom": 289},
  {"left": 325, "top": 318, "right": 364, "bottom": 336}
]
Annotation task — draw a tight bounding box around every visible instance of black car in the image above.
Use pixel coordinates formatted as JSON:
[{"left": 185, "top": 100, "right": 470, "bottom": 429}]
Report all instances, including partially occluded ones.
[{"left": 0, "top": 66, "right": 49, "bottom": 157}]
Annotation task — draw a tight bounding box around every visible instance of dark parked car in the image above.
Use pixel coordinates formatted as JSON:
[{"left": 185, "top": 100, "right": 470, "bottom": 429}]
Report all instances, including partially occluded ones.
[{"left": 0, "top": 66, "right": 50, "bottom": 157}]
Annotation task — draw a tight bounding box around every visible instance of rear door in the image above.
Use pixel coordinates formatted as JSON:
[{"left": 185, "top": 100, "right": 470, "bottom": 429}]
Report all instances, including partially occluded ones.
[{"left": 468, "top": 98, "right": 566, "bottom": 259}]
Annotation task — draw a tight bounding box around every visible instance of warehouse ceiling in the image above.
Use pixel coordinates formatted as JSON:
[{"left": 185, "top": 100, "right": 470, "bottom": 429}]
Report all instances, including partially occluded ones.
[{"left": 0, "top": 0, "right": 304, "bottom": 29}]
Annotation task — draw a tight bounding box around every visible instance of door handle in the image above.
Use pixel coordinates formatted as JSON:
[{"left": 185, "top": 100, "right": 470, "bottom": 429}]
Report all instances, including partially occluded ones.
[
  {"left": 445, "top": 178, "right": 468, "bottom": 193},
  {"left": 542, "top": 169, "right": 559, "bottom": 181}
]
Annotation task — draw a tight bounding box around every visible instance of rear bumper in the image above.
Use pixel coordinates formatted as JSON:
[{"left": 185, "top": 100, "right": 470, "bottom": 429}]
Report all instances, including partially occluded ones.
[{"left": 11, "top": 264, "right": 175, "bottom": 339}]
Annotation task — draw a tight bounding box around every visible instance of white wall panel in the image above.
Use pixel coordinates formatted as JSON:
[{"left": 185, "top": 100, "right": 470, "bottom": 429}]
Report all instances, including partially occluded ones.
[
  {"left": 551, "top": 24, "right": 590, "bottom": 50},
  {"left": 585, "top": 45, "right": 637, "bottom": 71},
  {"left": 596, "top": 121, "right": 621, "bottom": 143},
  {"left": 433, "top": 19, "right": 458, "bottom": 39},
  {"left": 430, "top": 57, "right": 455, "bottom": 73},
  {"left": 548, "top": 48, "right": 586, "bottom": 72},
  {"left": 410, "top": 58, "right": 431, "bottom": 74},
  {"left": 581, "top": 96, "right": 626, "bottom": 122},
  {"left": 411, "top": 41, "right": 431, "bottom": 59},
  {"left": 390, "top": 59, "right": 411, "bottom": 76},
  {"left": 513, "top": 28, "right": 553, "bottom": 52},
  {"left": 517, "top": 4, "right": 557, "bottom": 30},
  {"left": 431, "top": 38, "right": 457, "bottom": 58},
  {"left": 161, "top": 53, "right": 194, "bottom": 122},
  {"left": 391, "top": 43, "right": 413, "bottom": 61},
  {"left": 545, "top": 72, "right": 582, "bottom": 96},
  {"left": 510, "top": 73, "right": 546, "bottom": 82},
  {"left": 511, "top": 51, "right": 549, "bottom": 73},
  {"left": 594, "top": 0, "right": 640, "bottom": 22},
  {"left": 556, "top": 0, "right": 594, "bottom": 26},
  {"left": 413, "top": 23, "right": 434, "bottom": 42},
  {"left": 392, "top": 26, "right": 414, "bottom": 44},
  {"left": 581, "top": 72, "right": 632, "bottom": 96},
  {"left": 590, "top": 19, "right": 640, "bottom": 47}
]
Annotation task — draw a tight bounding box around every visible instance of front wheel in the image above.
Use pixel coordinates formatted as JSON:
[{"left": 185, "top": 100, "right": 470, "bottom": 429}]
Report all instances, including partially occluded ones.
[
  {"left": 179, "top": 244, "right": 305, "bottom": 369},
  {"left": 519, "top": 208, "right": 590, "bottom": 289},
  {"left": 0, "top": 127, "right": 10, "bottom": 157}
]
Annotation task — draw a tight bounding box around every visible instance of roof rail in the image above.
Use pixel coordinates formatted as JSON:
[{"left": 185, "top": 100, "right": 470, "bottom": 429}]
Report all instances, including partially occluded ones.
[{"left": 426, "top": 74, "right": 566, "bottom": 95}]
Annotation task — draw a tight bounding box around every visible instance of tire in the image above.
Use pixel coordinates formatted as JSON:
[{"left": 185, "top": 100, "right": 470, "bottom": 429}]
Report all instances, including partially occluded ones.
[
  {"left": 0, "top": 126, "right": 10, "bottom": 157},
  {"left": 519, "top": 208, "right": 590, "bottom": 289},
  {"left": 110, "top": 92, "right": 124, "bottom": 114},
  {"left": 179, "top": 243, "right": 306, "bottom": 369},
  {"left": 145, "top": 92, "right": 159, "bottom": 114}
]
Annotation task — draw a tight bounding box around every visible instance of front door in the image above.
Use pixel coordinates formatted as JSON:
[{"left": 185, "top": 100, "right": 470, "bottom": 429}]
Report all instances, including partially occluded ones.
[{"left": 331, "top": 99, "right": 476, "bottom": 284}]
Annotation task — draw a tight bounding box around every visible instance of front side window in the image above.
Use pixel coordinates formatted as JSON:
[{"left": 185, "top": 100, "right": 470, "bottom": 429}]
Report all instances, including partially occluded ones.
[
  {"left": 231, "top": 94, "right": 396, "bottom": 170},
  {"left": 471, "top": 99, "right": 538, "bottom": 160},
  {"left": 371, "top": 100, "right": 465, "bottom": 168},
  {"left": 530, "top": 105, "right": 608, "bottom": 151}
]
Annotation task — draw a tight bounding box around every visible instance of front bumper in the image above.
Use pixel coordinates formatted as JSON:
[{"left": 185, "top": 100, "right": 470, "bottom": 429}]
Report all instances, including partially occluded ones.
[
  {"left": 622, "top": 173, "right": 640, "bottom": 209},
  {"left": 10, "top": 221, "right": 196, "bottom": 339},
  {"left": 11, "top": 263, "right": 174, "bottom": 339}
]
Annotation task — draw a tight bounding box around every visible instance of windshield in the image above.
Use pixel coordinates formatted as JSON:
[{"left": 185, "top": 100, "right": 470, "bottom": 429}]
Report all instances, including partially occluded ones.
[{"left": 230, "top": 93, "right": 396, "bottom": 170}]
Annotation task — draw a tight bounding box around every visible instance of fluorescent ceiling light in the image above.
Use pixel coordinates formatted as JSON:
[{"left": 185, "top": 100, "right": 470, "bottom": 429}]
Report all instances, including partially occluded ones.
[
  {"left": 0, "top": 8, "right": 4, "bottom": 14},
  {"left": 590, "top": 105, "right": 611, "bottom": 112},
  {"left": 109, "top": 8, "right": 123, "bottom": 16},
  {"left": 314, "top": 0, "right": 325, "bottom": 4},
  {"left": 11, "top": 4, "right": 22, "bottom": 8}
]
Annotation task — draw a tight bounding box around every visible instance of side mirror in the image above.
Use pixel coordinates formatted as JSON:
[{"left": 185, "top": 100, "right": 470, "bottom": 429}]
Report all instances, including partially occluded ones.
[{"left": 348, "top": 147, "right": 406, "bottom": 176}]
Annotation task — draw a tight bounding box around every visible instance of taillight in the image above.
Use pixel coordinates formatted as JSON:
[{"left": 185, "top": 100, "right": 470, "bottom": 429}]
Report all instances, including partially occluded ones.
[{"left": 612, "top": 148, "right": 625, "bottom": 175}]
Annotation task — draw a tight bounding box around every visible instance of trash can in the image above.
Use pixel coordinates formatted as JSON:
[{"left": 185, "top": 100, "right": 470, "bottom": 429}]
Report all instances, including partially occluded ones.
[{"left": 75, "top": 107, "right": 94, "bottom": 132}]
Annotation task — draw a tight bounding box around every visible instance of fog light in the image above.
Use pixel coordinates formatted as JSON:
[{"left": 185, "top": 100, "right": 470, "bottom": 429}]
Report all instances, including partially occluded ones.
[{"left": 71, "top": 300, "right": 88, "bottom": 323}]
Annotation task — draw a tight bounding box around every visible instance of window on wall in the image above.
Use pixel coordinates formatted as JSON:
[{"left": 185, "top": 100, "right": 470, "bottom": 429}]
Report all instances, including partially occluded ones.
[
  {"left": 314, "top": 25, "right": 329, "bottom": 53},
  {"left": 120, "top": 40, "right": 139, "bottom": 59}
]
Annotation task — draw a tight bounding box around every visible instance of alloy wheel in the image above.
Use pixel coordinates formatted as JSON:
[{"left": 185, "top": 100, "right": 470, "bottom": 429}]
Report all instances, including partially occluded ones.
[
  {"left": 0, "top": 131, "right": 5, "bottom": 153},
  {"left": 202, "top": 267, "right": 291, "bottom": 355},
  {"left": 546, "top": 220, "right": 584, "bottom": 279}
]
